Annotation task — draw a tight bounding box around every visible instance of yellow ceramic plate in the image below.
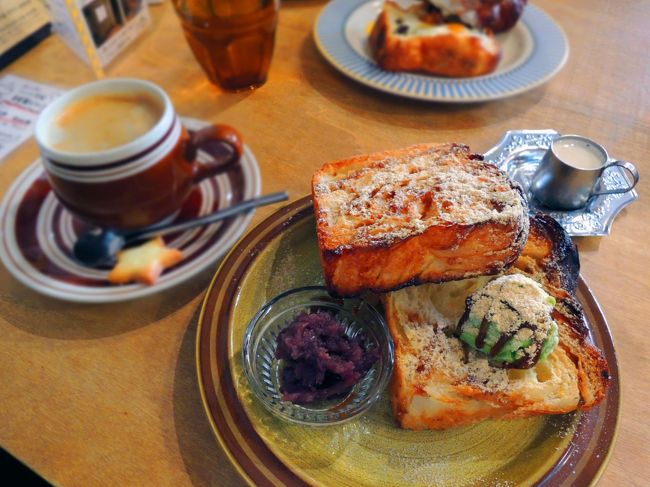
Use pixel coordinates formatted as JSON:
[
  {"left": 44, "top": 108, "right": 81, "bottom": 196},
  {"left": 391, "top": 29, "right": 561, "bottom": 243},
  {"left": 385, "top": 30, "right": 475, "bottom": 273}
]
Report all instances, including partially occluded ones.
[{"left": 197, "top": 196, "right": 619, "bottom": 487}]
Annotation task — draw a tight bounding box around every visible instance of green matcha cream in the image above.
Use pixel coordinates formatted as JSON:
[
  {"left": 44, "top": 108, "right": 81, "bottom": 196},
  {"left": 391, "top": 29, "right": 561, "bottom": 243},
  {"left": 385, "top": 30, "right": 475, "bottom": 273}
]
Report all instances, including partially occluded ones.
[{"left": 457, "top": 274, "right": 559, "bottom": 369}]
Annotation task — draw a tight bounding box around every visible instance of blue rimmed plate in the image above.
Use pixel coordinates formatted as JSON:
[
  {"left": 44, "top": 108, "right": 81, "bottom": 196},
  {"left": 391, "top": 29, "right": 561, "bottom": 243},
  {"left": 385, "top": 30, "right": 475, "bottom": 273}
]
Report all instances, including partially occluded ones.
[{"left": 314, "top": 0, "right": 569, "bottom": 102}]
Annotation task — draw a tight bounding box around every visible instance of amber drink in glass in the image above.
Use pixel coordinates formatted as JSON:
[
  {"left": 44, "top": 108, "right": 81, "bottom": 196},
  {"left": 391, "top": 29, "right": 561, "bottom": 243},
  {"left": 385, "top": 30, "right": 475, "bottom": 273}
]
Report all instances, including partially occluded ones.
[{"left": 173, "top": 0, "right": 279, "bottom": 91}]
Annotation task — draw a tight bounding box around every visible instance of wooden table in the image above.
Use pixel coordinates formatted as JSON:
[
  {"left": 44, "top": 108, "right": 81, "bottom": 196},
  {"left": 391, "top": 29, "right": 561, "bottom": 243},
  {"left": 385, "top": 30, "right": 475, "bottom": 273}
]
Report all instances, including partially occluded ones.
[{"left": 1, "top": 1, "right": 648, "bottom": 485}]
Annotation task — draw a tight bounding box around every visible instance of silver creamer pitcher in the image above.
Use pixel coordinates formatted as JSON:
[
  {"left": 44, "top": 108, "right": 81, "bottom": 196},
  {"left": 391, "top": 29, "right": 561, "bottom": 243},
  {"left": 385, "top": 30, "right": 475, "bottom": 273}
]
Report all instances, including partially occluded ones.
[{"left": 530, "top": 135, "right": 639, "bottom": 211}]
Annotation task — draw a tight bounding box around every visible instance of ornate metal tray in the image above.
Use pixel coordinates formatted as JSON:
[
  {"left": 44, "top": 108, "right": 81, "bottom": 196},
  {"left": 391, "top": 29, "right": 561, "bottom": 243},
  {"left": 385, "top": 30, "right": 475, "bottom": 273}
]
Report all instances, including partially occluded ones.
[{"left": 485, "top": 129, "right": 639, "bottom": 236}]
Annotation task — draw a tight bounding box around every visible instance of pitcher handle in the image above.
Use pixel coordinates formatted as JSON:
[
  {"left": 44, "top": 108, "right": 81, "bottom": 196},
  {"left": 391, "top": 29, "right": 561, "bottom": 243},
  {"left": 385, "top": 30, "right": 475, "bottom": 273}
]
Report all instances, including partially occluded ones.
[{"left": 591, "top": 160, "right": 639, "bottom": 197}]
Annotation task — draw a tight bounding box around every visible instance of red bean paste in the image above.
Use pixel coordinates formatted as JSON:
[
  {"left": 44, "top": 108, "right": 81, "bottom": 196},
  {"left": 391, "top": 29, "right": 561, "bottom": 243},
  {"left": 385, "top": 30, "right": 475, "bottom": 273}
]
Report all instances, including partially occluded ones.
[{"left": 275, "top": 311, "right": 379, "bottom": 404}]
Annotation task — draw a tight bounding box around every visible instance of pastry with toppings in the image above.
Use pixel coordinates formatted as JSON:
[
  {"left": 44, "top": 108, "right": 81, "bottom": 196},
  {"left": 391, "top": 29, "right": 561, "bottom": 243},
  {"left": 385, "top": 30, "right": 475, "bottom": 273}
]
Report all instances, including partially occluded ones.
[
  {"left": 383, "top": 215, "right": 609, "bottom": 430},
  {"left": 370, "top": 0, "right": 501, "bottom": 77},
  {"left": 369, "top": 0, "right": 529, "bottom": 77}
]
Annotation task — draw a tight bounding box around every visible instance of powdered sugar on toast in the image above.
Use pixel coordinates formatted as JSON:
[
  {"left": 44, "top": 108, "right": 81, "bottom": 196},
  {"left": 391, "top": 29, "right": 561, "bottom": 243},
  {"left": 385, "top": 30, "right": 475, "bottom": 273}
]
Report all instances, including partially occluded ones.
[
  {"left": 390, "top": 277, "right": 511, "bottom": 393},
  {"left": 313, "top": 143, "right": 527, "bottom": 249}
]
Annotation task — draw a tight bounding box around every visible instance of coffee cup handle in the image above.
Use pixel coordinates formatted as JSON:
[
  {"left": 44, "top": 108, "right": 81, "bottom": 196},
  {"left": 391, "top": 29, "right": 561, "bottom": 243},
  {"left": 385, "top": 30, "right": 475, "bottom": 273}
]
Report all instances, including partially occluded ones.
[
  {"left": 591, "top": 160, "right": 640, "bottom": 197},
  {"left": 185, "top": 124, "right": 243, "bottom": 182}
]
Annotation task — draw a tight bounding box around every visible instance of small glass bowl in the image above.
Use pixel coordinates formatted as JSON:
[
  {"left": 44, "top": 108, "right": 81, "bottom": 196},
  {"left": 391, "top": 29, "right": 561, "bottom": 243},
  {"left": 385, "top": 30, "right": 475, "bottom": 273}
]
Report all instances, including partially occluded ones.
[{"left": 242, "top": 286, "right": 394, "bottom": 425}]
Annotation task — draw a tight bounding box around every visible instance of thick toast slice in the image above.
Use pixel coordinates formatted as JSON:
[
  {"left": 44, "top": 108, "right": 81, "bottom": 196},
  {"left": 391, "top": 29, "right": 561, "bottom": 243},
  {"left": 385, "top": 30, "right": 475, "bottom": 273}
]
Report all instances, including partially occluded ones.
[
  {"left": 369, "top": 1, "right": 501, "bottom": 77},
  {"left": 312, "top": 143, "right": 529, "bottom": 297},
  {"left": 383, "top": 214, "right": 610, "bottom": 430}
]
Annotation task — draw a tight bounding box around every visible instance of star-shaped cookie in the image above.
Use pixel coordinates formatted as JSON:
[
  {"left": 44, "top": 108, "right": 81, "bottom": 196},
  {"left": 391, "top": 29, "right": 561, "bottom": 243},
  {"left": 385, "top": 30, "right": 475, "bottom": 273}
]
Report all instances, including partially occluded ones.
[{"left": 108, "top": 237, "right": 183, "bottom": 285}]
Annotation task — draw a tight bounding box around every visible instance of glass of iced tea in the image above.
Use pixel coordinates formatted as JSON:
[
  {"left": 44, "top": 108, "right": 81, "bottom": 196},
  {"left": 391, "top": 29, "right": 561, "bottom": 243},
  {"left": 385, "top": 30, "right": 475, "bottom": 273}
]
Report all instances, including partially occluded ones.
[{"left": 172, "top": 0, "right": 279, "bottom": 91}]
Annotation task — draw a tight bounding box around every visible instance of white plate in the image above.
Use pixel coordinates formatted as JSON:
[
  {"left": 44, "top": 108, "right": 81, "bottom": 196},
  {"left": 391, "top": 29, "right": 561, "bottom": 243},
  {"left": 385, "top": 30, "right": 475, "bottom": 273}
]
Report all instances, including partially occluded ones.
[
  {"left": 0, "top": 118, "right": 261, "bottom": 303},
  {"left": 314, "top": 0, "right": 569, "bottom": 102}
]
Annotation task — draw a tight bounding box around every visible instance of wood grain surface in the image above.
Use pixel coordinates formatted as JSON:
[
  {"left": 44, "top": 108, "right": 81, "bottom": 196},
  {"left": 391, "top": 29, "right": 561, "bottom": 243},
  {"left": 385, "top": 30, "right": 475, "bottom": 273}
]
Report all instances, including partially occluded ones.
[{"left": 0, "top": 1, "right": 648, "bottom": 486}]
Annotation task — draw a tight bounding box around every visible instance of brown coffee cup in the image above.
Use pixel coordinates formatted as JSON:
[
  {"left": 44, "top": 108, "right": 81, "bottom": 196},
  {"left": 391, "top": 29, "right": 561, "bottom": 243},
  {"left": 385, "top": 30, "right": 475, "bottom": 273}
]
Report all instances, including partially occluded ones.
[{"left": 35, "top": 78, "right": 243, "bottom": 230}]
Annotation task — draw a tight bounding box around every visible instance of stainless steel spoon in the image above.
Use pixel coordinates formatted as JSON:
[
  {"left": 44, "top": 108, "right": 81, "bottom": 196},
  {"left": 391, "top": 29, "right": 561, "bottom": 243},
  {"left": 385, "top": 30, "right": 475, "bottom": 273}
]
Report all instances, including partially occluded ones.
[{"left": 73, "top": 191, "right": 289, "bottom": 267}]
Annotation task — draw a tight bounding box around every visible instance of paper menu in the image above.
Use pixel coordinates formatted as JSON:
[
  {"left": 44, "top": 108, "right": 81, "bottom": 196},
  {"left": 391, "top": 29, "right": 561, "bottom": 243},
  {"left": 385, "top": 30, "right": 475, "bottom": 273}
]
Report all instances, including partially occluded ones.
[{"left": 0, "top": 75, "right": 62, "bottom": 163}]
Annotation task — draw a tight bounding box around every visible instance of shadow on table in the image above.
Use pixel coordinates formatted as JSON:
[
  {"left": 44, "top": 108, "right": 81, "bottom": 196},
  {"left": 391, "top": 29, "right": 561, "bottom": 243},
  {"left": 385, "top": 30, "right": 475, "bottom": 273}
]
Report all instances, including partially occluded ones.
[
  {"left": 574, "top": 236, "right": 603, "bottom": 253},
  {"left": 0, "top": 264, "right": 216, "bottom": 340},
  {"left": 298, "top": 35, "right": 546, "bottom": 130},
  {"left": 171, "top": 303, "right": 247, "bottom": 487},
  {"left": 174, "top": 77, "right": 255, "bottom": 117}
]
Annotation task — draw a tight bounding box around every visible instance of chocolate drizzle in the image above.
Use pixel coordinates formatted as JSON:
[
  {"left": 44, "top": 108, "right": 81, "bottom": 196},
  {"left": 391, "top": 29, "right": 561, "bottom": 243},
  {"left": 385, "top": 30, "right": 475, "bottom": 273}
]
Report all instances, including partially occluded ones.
[
  {"left": 493, "top": 322, "right": 542, "bottom": 369},
  {"left": 457, "top": 299, "right": 547, "bottom": 370},
  {"left": 489, "top": 329, "right": 519, "bottom": 357},
  {"left": 475, "top": 316, "right": 490, "bottom": 349},
  {"left": 457, "top": 297, "right": 473, "bottom": 332}
]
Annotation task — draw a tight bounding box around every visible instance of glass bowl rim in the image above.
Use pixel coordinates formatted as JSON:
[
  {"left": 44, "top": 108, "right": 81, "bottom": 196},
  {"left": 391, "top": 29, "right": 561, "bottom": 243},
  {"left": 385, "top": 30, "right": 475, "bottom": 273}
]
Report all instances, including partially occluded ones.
[{"left": 242, "top": 285, "right": 395, "bottom": 425}]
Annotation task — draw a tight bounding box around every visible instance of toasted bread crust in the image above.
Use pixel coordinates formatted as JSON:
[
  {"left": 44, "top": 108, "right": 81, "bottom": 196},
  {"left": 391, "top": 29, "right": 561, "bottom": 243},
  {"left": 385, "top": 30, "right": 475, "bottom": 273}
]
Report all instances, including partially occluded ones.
[
  {"left": 312, "top": 143, "right": 529, "bottom": 297},
  {"left": 321, "top": 220, "right": 527, "bottom": 296},
  {"left": 369, "top": 1, "right": 501, "bottom": 77},
  {"left": 511, "top": 213, "right": 580, "bottom": 293},
  {"left": 509, "top": 214, "right": 609, "bottom": 408},
  {"left": 384, "top": 214, "right": 609, "bottom": 429}
]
